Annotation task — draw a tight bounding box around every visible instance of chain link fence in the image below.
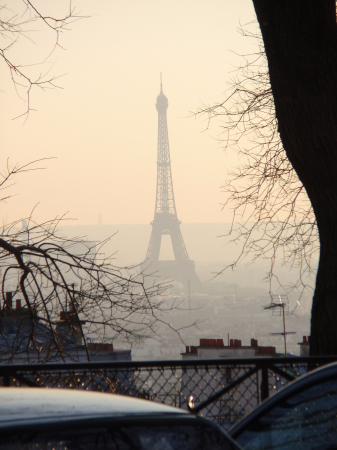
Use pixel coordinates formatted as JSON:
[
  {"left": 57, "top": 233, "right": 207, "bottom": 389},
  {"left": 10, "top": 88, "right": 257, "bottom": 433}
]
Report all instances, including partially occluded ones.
[{"left": 0, "top": 356, "right": 336, "bottom": 430}]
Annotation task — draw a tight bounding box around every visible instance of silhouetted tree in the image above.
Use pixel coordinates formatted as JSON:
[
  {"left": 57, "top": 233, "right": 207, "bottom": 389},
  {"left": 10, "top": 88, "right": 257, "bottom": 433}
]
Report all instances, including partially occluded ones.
[
  {"left": 199, "top": 2, "right": 337, "bottom": 354},
  {"left": 251, "top": 0, "right": 337, "bottom": 355},
  {"left": 0, "top": 167, "right": 174, "bottom": 364}
]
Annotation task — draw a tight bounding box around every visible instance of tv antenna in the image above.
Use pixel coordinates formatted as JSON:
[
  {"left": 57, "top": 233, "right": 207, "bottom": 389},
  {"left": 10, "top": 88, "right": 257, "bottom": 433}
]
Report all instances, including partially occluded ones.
[{"left": 264, "top": 294, "right": 295, "bottom": 356}]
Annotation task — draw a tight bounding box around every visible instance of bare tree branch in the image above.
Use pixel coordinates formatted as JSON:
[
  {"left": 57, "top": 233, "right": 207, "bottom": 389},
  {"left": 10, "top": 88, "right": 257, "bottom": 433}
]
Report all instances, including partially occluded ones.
[
  {"left": 195, "top": 22, "right": 318, "bottom": 300},
  {"left": 0, "top": 1, "right": 86, "bottom": 120},
  {"left": 0, "top": 160, "right": 192, "bottom": 362}
]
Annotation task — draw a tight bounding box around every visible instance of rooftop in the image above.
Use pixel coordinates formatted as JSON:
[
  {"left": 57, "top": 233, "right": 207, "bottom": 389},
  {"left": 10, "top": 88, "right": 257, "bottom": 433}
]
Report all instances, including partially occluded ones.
[{"left": 182, "top": 337, "right": 279, "bottom": 357}]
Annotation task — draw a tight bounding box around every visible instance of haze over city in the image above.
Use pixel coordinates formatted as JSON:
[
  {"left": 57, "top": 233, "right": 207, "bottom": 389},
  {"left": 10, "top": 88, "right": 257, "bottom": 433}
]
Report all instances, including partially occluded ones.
[{"left": 1, "top": 1, "right": 314, "bottom": 358}]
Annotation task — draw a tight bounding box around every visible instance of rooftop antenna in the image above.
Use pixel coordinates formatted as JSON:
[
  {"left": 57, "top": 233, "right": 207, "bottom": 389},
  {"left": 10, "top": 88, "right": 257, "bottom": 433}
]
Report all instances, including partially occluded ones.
[
  {"left": 160, "top": 72, "right": 163, "bottom": 93},
  {"left": 264, "top": 294, "right": 295, "bottom": 357}
]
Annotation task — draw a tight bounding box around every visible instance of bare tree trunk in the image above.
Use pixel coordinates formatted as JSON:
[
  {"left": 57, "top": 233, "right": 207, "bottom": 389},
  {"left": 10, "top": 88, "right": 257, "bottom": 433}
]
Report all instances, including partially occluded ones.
[{"left": 252, "top": 0, "right": 337, "bottom": 354}]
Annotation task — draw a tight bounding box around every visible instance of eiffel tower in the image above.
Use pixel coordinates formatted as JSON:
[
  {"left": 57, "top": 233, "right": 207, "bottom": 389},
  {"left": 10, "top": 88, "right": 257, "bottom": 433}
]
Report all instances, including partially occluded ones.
[{"left": 144, "top": 76, "right": 202, "bottom": 292}]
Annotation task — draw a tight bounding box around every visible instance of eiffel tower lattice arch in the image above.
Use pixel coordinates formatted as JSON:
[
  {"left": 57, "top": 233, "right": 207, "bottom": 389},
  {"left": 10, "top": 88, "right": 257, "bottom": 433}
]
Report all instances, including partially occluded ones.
[{"left": 144, "top": 77, "right": 203, "bottom": 292}]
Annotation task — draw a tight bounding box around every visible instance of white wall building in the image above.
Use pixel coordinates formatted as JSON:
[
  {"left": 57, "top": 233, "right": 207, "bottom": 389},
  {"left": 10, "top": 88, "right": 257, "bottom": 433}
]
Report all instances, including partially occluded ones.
[{"left": 181, "top": 337, "right": 280, "bottom": 429}]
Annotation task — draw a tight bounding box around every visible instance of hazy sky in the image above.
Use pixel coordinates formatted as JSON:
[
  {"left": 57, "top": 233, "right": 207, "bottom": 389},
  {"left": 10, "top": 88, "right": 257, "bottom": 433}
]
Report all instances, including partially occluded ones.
[{"left": 1, "top": 1, "right": 257, "bottom": 226}]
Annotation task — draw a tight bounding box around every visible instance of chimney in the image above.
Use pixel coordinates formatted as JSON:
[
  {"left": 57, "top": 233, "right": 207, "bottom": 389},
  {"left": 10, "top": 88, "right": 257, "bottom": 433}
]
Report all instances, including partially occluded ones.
[
  {"left": 88, "top": 343, "right": 113, "bottom": 352},
  {"left": 190, "top": 346, "right": 197, "bottom": 353},
  {"left": 15, "top": 299, "right": 21, "bottom": 310},
  {"left": 217, "top": 339, "right": 224, "bottom": 347},
  {"left": 186, "top": 346, "right": 190, "bottom": 353},
  {"left": 230, "top": 338, "right": 234, "bottom": 346},
  {"left": 298, "top": 336, "right": 310, "bottom": 356},
  {"left": 5, "top": 292, "right": 12, "bottom": 309}
]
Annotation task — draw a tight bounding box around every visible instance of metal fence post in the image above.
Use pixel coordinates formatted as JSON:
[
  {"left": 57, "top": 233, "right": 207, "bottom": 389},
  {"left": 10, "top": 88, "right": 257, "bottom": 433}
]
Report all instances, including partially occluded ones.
[
  {"left": 3, "top": 373, "right": 10, "bottom": 387},
  {"left": 261, "top": 367, "right": 269, "bottom": 402},
  {"left": 256, "top": 368, "right": 260, "bottom": 404}
]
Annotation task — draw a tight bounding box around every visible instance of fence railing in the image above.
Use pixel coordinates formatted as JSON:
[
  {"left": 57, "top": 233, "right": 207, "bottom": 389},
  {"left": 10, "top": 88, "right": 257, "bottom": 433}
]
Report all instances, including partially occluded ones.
[{"left": 0, "top": 356, "right": 336, "bottom": 430}]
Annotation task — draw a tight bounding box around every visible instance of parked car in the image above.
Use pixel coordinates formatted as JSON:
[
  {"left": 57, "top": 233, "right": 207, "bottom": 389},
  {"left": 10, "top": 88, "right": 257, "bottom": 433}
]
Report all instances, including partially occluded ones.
[
  {"left": 229, "top": 362, "right": 337, "bottom": 449},
  {"left": 0, "top": 388, "right": 242, "bottom": 449}
]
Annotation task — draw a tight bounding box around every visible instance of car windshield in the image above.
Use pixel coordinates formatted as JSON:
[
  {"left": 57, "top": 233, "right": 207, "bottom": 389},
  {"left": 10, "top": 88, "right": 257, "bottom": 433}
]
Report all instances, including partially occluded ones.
[
  {"left": 235, "top": 377, "right": 337, "bottom": 449},
  {"left": 0, "top": 423, "right": 239, "bottom": 450}
]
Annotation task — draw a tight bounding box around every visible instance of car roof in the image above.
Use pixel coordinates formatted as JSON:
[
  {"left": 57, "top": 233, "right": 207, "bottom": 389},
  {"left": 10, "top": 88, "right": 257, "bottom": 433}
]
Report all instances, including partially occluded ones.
[{"left": 0, "top": 388, "right": 188, "bottom": 426}]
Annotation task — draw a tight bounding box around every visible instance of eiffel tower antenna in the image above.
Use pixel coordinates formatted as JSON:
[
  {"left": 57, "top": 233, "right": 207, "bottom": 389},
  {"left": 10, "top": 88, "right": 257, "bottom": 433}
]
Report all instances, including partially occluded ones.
[{"left": 144, "top": 78, "right": 203, "bottom": 292}]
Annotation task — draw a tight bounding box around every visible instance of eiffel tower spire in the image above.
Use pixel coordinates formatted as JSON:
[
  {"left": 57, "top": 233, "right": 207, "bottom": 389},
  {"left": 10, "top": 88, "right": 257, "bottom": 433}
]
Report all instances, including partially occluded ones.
[{"left": 145, "top": 77, "right": 202, "bottom": 291}]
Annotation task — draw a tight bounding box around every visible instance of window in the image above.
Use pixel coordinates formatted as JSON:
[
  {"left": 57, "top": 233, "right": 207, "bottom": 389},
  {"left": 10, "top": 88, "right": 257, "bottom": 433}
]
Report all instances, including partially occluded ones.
[
  {"left": 236, "top": 378, "right": 337, "bottom": 449},
  {"left": 0, "top": 423, "right": 239, "bottom": 450}
]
